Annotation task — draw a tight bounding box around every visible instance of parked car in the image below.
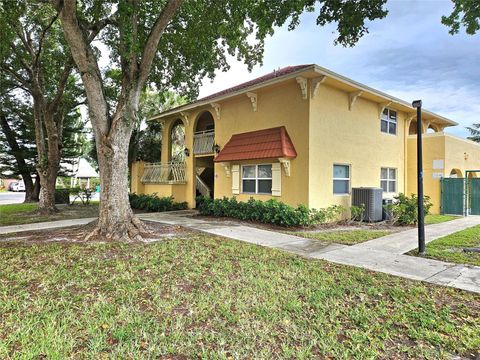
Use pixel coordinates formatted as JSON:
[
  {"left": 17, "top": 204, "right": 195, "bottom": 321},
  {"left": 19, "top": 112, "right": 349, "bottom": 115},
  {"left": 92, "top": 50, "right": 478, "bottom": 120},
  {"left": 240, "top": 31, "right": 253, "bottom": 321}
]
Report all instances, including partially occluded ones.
[{"left": 9, "top": 181, "right": 25, "bottom": 192}]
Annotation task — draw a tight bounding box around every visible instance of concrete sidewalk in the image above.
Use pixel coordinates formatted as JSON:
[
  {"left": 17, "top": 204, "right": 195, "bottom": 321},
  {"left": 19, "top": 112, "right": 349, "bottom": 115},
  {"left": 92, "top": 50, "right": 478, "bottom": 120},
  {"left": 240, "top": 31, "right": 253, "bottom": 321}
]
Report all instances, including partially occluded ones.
[
  {"left": 139, "top": 212, "right": 480, "bottom": 294},
  {"left": 0, "top": 218, "right": 96, "bottom": 235},
  {"left": 353, "top": 216, "right": 480, "bottom": 254}
]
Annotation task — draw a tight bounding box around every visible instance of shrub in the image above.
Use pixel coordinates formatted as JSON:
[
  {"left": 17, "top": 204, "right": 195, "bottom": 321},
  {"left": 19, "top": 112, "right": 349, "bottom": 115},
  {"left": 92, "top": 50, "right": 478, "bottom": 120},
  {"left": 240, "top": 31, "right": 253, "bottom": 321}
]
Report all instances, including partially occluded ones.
[
  {"left": 197, "top": 196, "right": 344, "bottom": 227},
  {"left": 129, "top": 193, "right": 188, "bottom": 212},
  {"left": 384, "top": 193, "right": 432, "bottom": 225},
  {"left": 350, "top": 204, "right": 365, "bottom": 223},
  {"left": 54, "top": 189, "right": 70, "bottom": 204}
]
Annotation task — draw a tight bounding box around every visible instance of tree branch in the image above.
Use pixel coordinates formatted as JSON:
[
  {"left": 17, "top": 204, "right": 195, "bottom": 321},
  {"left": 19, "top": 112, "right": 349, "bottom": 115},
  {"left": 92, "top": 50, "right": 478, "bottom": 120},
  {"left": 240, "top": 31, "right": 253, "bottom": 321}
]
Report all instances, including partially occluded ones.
[
  {"left": 137, "top": 0, "right": 183, "bottom": 90},
  {"left": 47, "top": 57, "right": 74, "bottom": 113},
  {"left": 58, "top": 0, "right": 109, "bottom": 136},
  {"left": 35, "top": 14, "right": 60, "bottom": 67}
]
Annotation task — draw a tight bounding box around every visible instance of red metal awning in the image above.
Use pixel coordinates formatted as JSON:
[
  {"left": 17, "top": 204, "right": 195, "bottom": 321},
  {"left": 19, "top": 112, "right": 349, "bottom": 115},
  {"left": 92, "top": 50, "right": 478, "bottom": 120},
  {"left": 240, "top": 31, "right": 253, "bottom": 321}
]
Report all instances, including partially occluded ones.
[{"left": 214, "top": 126, "right": 297, "bottom": 162}]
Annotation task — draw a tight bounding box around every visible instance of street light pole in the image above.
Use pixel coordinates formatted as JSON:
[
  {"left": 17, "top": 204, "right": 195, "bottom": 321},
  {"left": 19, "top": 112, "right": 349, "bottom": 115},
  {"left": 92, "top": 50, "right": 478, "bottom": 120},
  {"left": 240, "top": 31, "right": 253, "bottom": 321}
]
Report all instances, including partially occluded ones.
[{"left": 413, "top": 100, "right": 425, "bottom": 255}]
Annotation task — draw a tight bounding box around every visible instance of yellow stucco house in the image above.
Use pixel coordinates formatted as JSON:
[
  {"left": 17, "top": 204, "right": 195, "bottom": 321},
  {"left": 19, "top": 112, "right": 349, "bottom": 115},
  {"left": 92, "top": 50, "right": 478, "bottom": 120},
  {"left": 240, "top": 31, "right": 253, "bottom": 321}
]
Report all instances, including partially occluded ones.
[{"left": 131, "top": 64, "right": 480, "bottom": 215}]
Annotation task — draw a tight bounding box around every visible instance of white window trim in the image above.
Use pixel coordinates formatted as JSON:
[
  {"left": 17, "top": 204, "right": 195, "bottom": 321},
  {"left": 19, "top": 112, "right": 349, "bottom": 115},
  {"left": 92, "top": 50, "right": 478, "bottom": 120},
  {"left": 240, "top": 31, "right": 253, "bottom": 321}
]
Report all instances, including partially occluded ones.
[
  {"left": 380, "top": 108, "right": 397, "bottom": 136},
  {"left": 381, "top": 167, "right": 397, "bottom": 193},
  {"left": 241, "top": 164, "right": 273, "bottom": 195},
  {"left": 333, "top": 163, "right": 351, "bottom": 196}
]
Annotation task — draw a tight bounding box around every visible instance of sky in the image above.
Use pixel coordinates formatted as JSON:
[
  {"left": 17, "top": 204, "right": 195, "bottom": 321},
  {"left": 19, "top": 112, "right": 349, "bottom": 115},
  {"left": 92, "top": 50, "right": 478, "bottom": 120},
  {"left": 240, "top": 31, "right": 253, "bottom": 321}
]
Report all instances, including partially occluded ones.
[{"left": 198, "top": 0, "right": 480, "bottom": 138}]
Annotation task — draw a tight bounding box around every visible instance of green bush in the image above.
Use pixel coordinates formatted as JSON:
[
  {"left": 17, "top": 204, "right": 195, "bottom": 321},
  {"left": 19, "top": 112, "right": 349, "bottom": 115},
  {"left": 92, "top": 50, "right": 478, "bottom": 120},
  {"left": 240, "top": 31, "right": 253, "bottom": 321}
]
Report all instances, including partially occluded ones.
[
  {"left": 54, "top": 189, "right": 70, "bottom": 204},
  {"left": 129, "top": 193, "right": 188, "bottom": 212},
  {"left": 384, "top": 193, "right": 432, "bottom": 225},
  {"left": 197, "top": 196, "right": 344, "bottom": 227},
  {"left": 350, "top": 204, "right": 365, "bottom": 223}
]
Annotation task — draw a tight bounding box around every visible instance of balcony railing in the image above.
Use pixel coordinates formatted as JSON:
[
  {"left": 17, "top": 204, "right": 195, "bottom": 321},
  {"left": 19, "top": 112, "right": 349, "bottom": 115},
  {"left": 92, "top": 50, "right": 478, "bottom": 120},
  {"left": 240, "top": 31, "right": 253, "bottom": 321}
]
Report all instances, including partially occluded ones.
[
  {"left": 193, "top": 129, "right": 215, "bottom": 155},
  {"left": 141, "top": 162, "right": 187, "bottom": 184}
]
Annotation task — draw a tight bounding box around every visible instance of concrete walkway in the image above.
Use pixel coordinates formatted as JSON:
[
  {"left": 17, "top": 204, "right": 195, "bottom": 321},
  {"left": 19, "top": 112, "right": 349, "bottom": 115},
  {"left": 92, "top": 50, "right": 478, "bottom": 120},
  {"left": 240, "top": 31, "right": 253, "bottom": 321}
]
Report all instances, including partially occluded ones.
[
  {"left": 0, "top": 212, "right": 479, "bottom": 293},
  {"left": 0, "top": 218, "right": 96, "bottom": 235},
  {"left": 138, "top": 212, "right": 480, "bottom": 294}
]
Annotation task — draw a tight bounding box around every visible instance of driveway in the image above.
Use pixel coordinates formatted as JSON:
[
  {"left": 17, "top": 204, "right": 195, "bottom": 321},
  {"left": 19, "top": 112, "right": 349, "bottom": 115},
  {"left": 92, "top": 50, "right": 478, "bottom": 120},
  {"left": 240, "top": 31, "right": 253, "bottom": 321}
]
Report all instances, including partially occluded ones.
[{"left": 0, "top": 192, "right": 25, "bottom": 205}]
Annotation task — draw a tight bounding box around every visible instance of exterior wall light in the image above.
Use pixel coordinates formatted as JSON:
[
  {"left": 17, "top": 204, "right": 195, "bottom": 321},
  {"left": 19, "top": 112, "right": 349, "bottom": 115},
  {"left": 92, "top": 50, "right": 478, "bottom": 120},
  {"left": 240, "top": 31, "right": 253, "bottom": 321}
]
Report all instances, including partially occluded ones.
[
  {"left": 184, "top": 148, "right": 190, "bottom": 157},
  {"left": 214, "top": 144, "right": 221, "bottom": 154}
]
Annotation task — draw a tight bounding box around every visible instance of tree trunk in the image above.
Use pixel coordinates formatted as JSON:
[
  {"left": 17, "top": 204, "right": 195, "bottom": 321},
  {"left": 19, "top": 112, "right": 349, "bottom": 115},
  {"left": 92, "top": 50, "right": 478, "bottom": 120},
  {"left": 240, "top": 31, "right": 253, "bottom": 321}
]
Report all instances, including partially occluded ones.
[
  {"left": 37, "top": 170, "right": 58, "bottom": 214},
  {"left": 23, "top": 174, "right": 38, "bottom": 203},
  {"left": 86, "top": 122, "right": 144, "bottom": 242}
]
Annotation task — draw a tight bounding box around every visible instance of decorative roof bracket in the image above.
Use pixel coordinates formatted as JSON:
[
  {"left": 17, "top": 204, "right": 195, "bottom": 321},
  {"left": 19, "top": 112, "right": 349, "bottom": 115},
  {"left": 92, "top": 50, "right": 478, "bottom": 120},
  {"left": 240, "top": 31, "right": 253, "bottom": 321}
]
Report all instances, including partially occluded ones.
[
  {"left": 296, "top": 77, "right": 308, "bottom": 100},
  {"left": 348, "top": 91, "right": 363, "bottom": 110},
  {"left": 220, "top": 162, "right": 230, "bottom": 177},
  {"left": 378, "top": 101, "right": 393, "bottom": 118},
  {"left": 278, "top": 158, "right": 291, "bottom": 176},
  {"left": 180, "top": 111, "right": 190, "bottom": 126},
  {"left": 311, "top": 76, "right": 327, "bottom": 99},
  {"left": 246, "top": 92, "right": 257, "bottom": 112},
  {"left": 210, "top": 103, "right": 221, "bottom": 120}
]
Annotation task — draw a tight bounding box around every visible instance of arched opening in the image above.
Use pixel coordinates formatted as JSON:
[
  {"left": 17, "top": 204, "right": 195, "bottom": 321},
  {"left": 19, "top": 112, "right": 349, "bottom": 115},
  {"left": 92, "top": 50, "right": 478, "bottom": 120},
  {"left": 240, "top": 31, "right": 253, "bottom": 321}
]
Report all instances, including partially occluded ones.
[
  {"left": 468, "top": 172, "right": 477, "bottom": 178},
  {"left": 195, "top": 111, "right": 215, "bottom": 133},
  {"left": 193, "top": 111, "right": 215, "bottom": 199},
  {"left": 409, "top": 121, "right": 418, "bottom": 135},
  {"left": 426, "top": 124, "right": 439, "bottom": 134},
  {"left": 450, "top": 169, "right": 463, "bottom": 178},
  {"left": 170, "top": 119, "right": 185, "bottom": 162}
]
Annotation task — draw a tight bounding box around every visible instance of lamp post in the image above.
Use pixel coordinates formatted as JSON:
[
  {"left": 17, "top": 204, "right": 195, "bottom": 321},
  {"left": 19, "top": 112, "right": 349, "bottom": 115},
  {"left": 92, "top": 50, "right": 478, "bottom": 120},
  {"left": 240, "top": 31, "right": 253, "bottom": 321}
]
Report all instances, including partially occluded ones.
[{"left": 412, "top": 99, "right": 425, "bottom": 255}]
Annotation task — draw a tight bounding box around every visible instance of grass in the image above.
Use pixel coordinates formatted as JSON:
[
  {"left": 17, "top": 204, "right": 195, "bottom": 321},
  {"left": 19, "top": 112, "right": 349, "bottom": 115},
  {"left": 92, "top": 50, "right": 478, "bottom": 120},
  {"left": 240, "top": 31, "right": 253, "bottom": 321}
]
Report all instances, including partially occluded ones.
[
  {"left": 411, "top": 225, "right": 480, "bottom": 267},
  {"left": 425, "top": 214, "right": 460, "bottom": 225},
  {"left": 0, "top": 203, "right": 98, "bottom": 226},
  {"left": 291, "top": 229, "right": 391, "bottom": 245},
  {"left": 1, "top": 233, "right": 479, "bottom": 359}
]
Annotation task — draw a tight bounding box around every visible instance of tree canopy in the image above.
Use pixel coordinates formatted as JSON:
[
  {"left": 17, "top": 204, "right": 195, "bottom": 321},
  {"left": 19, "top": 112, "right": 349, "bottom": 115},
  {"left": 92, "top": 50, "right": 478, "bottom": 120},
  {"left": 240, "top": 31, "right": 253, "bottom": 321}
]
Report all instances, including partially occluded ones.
[{"left": 442, "top": 0, "right": 480, "bottom": 35}]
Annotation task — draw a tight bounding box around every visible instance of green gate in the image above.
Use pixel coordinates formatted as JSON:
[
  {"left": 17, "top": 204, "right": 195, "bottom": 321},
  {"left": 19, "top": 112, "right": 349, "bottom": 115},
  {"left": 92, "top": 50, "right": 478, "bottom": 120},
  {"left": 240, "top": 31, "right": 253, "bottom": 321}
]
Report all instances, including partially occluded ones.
[
  {"left": 470, "top": 178, "right": 480, "bottom": 215},
  {"left": 440, "top": 178, "right": 464, "bottom": 215}
]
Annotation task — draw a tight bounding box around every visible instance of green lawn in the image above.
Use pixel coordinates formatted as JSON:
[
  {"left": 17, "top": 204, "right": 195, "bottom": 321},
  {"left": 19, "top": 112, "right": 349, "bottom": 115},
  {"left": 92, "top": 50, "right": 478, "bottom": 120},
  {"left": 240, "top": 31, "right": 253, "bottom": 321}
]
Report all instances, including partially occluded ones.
[
  {"left": 291, "top": 229, "right": 391, "bottom": 245},
  {"left": 413, "top": 225, "right": 480, "bottom": 266},
  {"left": 425, "top": 214, "right": 460, "bottom": 225},
  {"left": 0, "top": 203, "right": 98, "bottom": 226},
  {"left": 1, "top": 233, "right": 478, "bottom": 359}
]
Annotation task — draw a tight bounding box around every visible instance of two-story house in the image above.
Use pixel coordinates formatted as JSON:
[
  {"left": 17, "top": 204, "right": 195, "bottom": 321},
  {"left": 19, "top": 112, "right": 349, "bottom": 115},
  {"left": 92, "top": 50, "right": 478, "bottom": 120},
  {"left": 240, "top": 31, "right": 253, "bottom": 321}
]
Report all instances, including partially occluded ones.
[{"left": 131, "top": 64, "right": 480, "bottom": 214}]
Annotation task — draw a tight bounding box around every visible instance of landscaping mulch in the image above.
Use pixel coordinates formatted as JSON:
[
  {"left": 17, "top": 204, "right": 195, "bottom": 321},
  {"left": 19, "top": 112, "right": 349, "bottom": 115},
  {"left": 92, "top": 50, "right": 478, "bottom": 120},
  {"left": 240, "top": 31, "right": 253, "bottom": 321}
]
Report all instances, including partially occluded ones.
[{"left": 0, "top": 221, "right": 191, "bottom": 244}]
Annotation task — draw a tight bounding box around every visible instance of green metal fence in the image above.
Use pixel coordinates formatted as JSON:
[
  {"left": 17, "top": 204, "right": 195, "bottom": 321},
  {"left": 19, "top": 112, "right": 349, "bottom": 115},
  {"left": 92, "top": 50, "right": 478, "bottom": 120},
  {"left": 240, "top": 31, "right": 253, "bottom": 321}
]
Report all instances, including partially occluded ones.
[{"left": 440, "top": 178, "right": 464, "bottom": 215}]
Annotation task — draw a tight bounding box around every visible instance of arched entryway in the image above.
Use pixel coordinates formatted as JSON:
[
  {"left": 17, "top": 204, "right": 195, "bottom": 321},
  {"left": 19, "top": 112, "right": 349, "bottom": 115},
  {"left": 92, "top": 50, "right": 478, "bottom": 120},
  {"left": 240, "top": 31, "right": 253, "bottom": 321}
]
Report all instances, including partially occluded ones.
[
  {"left": 449, "top": 168, "right": 463, "bottom": 178},
  {"left": 193, "top": 111, "right": 215, "bottom": 199}
]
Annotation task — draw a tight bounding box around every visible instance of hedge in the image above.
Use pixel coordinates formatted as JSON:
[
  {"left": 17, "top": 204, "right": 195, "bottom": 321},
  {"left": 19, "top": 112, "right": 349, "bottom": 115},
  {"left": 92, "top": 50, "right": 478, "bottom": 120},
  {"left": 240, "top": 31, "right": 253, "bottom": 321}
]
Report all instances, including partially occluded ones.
[
  {"left": 129, "top": 193, "right": 188, "bottom": 212},
  {"left": 54, "top": 189, "right": 70, "bottom": 204},
  {"left": 197, "top": 196, "right": 344, "bottom": 227}
]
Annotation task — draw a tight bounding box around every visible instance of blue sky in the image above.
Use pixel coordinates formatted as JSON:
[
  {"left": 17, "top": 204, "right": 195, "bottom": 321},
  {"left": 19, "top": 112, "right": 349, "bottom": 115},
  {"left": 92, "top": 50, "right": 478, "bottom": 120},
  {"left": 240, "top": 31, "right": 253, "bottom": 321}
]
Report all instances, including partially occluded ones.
[{"left": 199, "top": 0, "right": 480, "bottom": 138}]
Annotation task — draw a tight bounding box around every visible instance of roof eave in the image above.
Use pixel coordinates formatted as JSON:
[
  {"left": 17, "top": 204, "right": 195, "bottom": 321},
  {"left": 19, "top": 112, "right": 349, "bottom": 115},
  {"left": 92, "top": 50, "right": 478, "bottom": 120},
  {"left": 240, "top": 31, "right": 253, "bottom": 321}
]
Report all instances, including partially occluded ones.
[{"left": 148, "top": 65, "right": 316, "bottom": 121}]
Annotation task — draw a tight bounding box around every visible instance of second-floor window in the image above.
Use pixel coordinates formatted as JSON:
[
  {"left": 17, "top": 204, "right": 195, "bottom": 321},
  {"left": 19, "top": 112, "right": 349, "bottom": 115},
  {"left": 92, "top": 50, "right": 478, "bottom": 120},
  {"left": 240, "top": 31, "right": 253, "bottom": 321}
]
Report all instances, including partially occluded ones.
[{"left": 381, "top": 108, "right": 397, "bottom": 135}]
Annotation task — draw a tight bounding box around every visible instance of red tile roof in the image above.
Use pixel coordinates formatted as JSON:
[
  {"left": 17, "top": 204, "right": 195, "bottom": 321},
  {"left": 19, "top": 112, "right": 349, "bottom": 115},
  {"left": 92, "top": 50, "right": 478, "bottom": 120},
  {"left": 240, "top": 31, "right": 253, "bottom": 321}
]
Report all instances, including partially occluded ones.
[
  {"left": 198, "top": 65, "right": 312, "bottom": 103},
  {"left": 214, "top": 126, "right": 297, "bottom": 162}
]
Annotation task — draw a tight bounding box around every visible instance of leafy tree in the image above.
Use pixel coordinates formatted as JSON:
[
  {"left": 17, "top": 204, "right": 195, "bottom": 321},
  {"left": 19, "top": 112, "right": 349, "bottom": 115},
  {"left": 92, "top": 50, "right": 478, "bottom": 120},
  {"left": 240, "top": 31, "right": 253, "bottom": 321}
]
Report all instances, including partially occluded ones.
[
  {"left": 49, "top": 0, "right": 388, "bottom": 241},
  {"left": 0, "top": 89, "right": 89, "bottom": 202},
  {"left": 467, "top": 124, "right": 480, "bottom": 142},
  {"left": 442, "top": 0, "right": 480, "bottom": 35},
  {"left": 0, "top": 1, "right": 86, "bottom": 213},
  {"left": 0, "top": 93, "right": 39, "bottom": 202}
]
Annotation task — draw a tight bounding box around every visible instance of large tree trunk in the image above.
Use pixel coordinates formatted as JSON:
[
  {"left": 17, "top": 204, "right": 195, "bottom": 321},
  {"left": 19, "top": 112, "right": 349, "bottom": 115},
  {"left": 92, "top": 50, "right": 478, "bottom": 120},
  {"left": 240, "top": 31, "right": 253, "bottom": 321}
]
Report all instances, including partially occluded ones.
[
  {"left": 86, "top": 118, "right": 144, "bottom": 242},
  {"left": 37, "top": 170, "right": 58, "bottom": 213}
]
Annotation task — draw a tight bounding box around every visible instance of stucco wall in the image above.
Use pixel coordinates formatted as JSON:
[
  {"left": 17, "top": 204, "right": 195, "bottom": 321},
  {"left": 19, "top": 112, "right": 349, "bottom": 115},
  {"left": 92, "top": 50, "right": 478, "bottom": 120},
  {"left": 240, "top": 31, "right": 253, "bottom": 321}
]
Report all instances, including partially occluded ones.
[
  {"left": 407, "top": 133, "right": 480, "bottom": 214},
  {"left": 308, "top": 83, "right": 406, "bottom": 210}
]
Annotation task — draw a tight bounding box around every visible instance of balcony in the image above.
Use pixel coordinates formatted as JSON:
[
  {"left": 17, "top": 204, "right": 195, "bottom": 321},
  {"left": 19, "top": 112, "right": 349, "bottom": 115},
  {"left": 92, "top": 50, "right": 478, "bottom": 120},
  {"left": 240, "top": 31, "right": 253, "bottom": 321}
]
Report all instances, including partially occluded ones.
[
  {"left": 141, "top": 162, "right": 187, "bottom": 184},
  {"left": 193, "top": 129, "right": 215, "bottom": 155}
]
